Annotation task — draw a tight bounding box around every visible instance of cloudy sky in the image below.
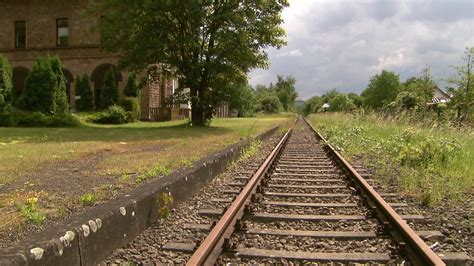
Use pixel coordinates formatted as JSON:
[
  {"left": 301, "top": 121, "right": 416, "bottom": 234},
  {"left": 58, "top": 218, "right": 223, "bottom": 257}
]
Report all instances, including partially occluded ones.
[{"left": 248, "top": 0, "right": 474, "bottom": 100}]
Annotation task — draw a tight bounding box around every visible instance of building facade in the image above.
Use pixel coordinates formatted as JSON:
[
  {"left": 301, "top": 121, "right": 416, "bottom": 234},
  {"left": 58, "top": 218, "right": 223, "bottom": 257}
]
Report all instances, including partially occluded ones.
[{"left": 0, "top": 0, "right": 183, "bottom": 121}]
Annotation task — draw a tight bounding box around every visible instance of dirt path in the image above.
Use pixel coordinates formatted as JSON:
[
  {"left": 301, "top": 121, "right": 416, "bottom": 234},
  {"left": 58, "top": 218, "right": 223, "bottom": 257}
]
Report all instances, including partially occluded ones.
[{"left": 0, "top": 143, "right": 168, "bottom": 248}]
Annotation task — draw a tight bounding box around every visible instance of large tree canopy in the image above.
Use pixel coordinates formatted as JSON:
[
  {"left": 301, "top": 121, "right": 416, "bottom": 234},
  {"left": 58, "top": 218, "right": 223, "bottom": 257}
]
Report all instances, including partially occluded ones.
[
  {"left": 273, "top": 75, "right": 298, "bottom": 111},
  {"left": 447, "top": 47, "right": 474, "bottom": 122},
  {"left": 92, "top": 0, "right": 288, "bottom": 125},
  {"left": 362, "top": 70, "right": 401, "bottom": 109}
]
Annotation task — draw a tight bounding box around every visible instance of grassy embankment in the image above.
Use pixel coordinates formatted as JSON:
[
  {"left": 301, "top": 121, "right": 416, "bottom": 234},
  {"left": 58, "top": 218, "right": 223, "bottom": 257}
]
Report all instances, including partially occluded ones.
[
  {"left": 0, "top": 115, "right": 293, "bottom": 230},
  {"left": 308, "top": 113, "right": 473, "bottom": 206}
]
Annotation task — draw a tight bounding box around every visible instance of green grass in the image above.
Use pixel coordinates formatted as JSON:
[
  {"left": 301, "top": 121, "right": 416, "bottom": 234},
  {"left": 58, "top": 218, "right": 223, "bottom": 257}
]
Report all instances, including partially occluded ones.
[
  {"left": 0, "top": 116, "right": 291, "bottom": 185},
  {"left": 0, "top": 115, "right": 292, "bottom": 232},
  {"left": 237, "top": 139, "right": 262, "bottom": 163},
  {"left": 79, "top": 192, "right": 96, "bottom": 207},
  {"left": 308, "top": 113, "right": 474, "bottom": 206}
]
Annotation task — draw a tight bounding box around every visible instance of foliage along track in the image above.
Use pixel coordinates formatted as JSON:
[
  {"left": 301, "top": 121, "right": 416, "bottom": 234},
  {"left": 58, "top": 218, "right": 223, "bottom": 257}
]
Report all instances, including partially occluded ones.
[{"left": 104, "top": 118, "right": 472, "bottom": 265}]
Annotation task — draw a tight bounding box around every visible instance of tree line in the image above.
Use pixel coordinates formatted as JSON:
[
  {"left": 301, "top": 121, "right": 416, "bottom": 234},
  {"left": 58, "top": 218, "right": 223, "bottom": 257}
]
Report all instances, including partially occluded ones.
[
  {"left": 227, "top": 75, "right": 298, "bottom": 117},
  {"left": 303, "top": 47, "right": 474, "bottom": 125}
]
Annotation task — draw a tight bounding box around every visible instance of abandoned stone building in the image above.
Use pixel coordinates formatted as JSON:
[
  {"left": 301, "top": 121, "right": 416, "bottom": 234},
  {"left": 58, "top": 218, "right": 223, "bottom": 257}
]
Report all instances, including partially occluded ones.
[{"left": 0, "top": 0, "right": 189, "bottom": 121}]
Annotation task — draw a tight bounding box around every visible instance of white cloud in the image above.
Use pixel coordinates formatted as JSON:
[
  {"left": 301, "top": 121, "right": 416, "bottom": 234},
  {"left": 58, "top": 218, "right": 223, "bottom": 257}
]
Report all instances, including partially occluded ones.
[
  {"left": 249, "top": 0, "right": 474, "bottom": 100},
  {"left": 276, "top": 49, "right": 303, "bottom": 57}
]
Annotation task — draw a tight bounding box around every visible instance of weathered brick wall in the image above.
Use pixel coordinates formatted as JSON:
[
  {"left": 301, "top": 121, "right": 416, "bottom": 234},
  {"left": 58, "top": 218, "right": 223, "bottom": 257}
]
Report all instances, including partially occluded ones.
[
  {"left": 0, "top": 0, "right": 100, "bottom": 50},
  {"left": 0, "top": 0, "right": 130, "bottom": 111},
  {"left": 0, "top": 0, "right": 180, "bottom": 119}
]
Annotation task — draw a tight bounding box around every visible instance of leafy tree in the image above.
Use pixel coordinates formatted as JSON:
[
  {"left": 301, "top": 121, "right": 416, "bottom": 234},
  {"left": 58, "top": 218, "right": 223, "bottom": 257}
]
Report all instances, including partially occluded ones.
[
  {"left": 362, "top": 70, "right": 401, "bottom": 109},
  {"left": 274, "top": 75, "right": 298, "bottom": 111},
  {"left": 347, "top": 93, "right": 363, "bottom": 108},
  {"left": 76, "top": 74, "right": 93, "bottom": 111},
  {"left": 100, "top": 69, "right": 119, "bottom": 109},
  {"left": 417, "top": 66, "right": 436, "bottom": 104},
  {"left": 92, "top": 0, "right": 288, "bottom": 126},
  {"left": 124, "top": 73, "right": 139, "bottom": 97},
  {"left": 303, "top": 96, "right": 323, "bottom": 116},
  {"left": 318, "top": 89, "right": 355, "bottom": 112},
  {"left": 19, "top": 56, "right": 58, "bottom": 113},
  {"left": 396, "top": 67, "right": 436, "bottom": 112},
  {"left": 0, "top": 55, "right": 13, "bottom": 109},
  {"left": 227, "top": 81, "right": 256, "bottom": 117},
  {"left": 50, "top": 56, "right": 69, "bottom": 114},
  {"left": 328, "top": 93, "right": 355, "bottom": 112},
  {"left": 253, "top": 83, "right": 284, "bottom": 114},
  {"left": 392, "top": 91, "right": 419, "bottom": 110},
  {"left": 255, "top": 94, "right": 282, "bottom": 113},
  {"left": 447, "top": 47, "right": 474, "bottom": 122}
]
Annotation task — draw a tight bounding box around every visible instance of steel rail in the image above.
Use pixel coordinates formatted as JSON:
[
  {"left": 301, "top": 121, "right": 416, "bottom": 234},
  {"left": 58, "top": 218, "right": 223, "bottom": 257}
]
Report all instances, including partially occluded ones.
[
  {"left": 302, "top": 117, "right": 445, "bottom": 266},
  {"left": 186, "top": 127, "right": 292, "bottom": 266}
]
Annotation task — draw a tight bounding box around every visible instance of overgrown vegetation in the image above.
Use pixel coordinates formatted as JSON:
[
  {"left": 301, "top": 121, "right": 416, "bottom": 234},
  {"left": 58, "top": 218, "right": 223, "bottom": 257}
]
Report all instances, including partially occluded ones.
[
  {"left": 309, "top": 113, "right": 473, "bottom": 206},
  {"left": 17, "top": 197, "right": 46, "bottom": 224},
  {"left": 447, "top": 47, "right": 474, "bottom": 123},
  {"left": 157, "top": 192, "right": 173, "bottom": 219},
  {"left": 137, "top": 164, "right": 172, "bottom": 183},
  {"left": 237, "top": 139, "right": 262, "bottom": 163},
  {"left": 303, "top": 47, "right": 474, "bottom": 127},
  {"left": 79, "top": 192, "right": 96, "bottom": 206},
  {"left": 119, "top": 97, "right": 141, "bottom": 122},
  {"left": 89, "top": 105, "right": 128, "bottom": 124}
]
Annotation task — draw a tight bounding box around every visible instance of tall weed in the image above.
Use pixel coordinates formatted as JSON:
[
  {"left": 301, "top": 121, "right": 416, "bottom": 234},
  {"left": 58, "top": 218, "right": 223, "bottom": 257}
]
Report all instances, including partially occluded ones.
[{"left": 310, "top": 113, "right": 472, "bottom": 206}]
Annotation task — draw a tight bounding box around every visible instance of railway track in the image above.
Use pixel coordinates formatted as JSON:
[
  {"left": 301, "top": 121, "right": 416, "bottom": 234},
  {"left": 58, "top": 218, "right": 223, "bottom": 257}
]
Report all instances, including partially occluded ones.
[{"left": 151, "top": 118, "right": 470, "bottom": 265}]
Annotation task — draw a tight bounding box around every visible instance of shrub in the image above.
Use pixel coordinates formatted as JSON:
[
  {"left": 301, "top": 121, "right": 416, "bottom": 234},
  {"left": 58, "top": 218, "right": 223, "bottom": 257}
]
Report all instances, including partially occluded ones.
[
  {"left": 0, "top": 104, "right": 15, "bottom": 126},
  {"left": 124, "top": 73, "right": 139, "bottom": 97},
  {"left": 255, "top": 95, "right": 282, "bottom": 113},
  {"left": 0, "top": 55, "right": 13, "bottom": 108},
  {"left": 100, "top": 69, "right": 118, "bottom": 109},
  {"left": 0, "top": 107, "right": 80, "bottom": 127},
  {"left": 18, "top": 56, "right": 56, "bottom": 113},
  {"left": 91, "top": 105, "right": 128, "bottom": 124},
  {"left": 18, "top": 55, "right": 69, "bottom": 114},
  {"left": 17, "top": 197, "right": 46, "bottom": 225},
  {"left": 50, "top": 56, "right": 68, "bottom": 114},
  {"left": 119, "top": 97, "right": 141, "bottom": 122},
  {"left": 79, "top": 192, "right": 96, "bottom": 207},
  {"left": 76, "top": 74, "right": 93, "bottom": 111}
]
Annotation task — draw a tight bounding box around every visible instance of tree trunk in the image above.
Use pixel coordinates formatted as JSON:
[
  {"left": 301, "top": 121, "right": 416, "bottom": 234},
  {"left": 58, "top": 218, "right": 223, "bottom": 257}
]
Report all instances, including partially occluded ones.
[{"left": 190, "top": 87, "right": 204, "bottom": 126}]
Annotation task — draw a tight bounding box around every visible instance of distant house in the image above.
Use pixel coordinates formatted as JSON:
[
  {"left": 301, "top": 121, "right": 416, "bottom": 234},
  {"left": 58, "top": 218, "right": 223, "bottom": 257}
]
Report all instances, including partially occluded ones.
[
  {"left": 431, "top": 87, "right": 451, "bottom": 104},
  {"left": 321, "top": 103, "right": 330, "bottom": 112}
]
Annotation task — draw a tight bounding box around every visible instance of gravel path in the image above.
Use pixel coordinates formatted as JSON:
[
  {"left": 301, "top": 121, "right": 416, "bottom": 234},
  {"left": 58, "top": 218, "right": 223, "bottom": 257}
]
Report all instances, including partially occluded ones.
[{"left": 102, "top": 133, "right": 283, "bottom": 264}]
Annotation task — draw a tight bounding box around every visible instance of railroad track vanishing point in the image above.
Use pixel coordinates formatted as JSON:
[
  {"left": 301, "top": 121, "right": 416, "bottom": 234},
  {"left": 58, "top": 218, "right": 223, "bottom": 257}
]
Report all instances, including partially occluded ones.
[{"left": 160, "top": 118, "right": 470, "bottom": 265}]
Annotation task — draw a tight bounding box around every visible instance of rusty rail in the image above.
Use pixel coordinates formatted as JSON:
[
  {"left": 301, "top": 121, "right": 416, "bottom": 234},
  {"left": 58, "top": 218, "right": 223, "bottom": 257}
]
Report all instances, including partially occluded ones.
[
  {"left": 302, "top": 117, "right": 445, "bottom": 266},
  {"left": 186, "top": 127, "right": 292, "bottom": 266}
]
